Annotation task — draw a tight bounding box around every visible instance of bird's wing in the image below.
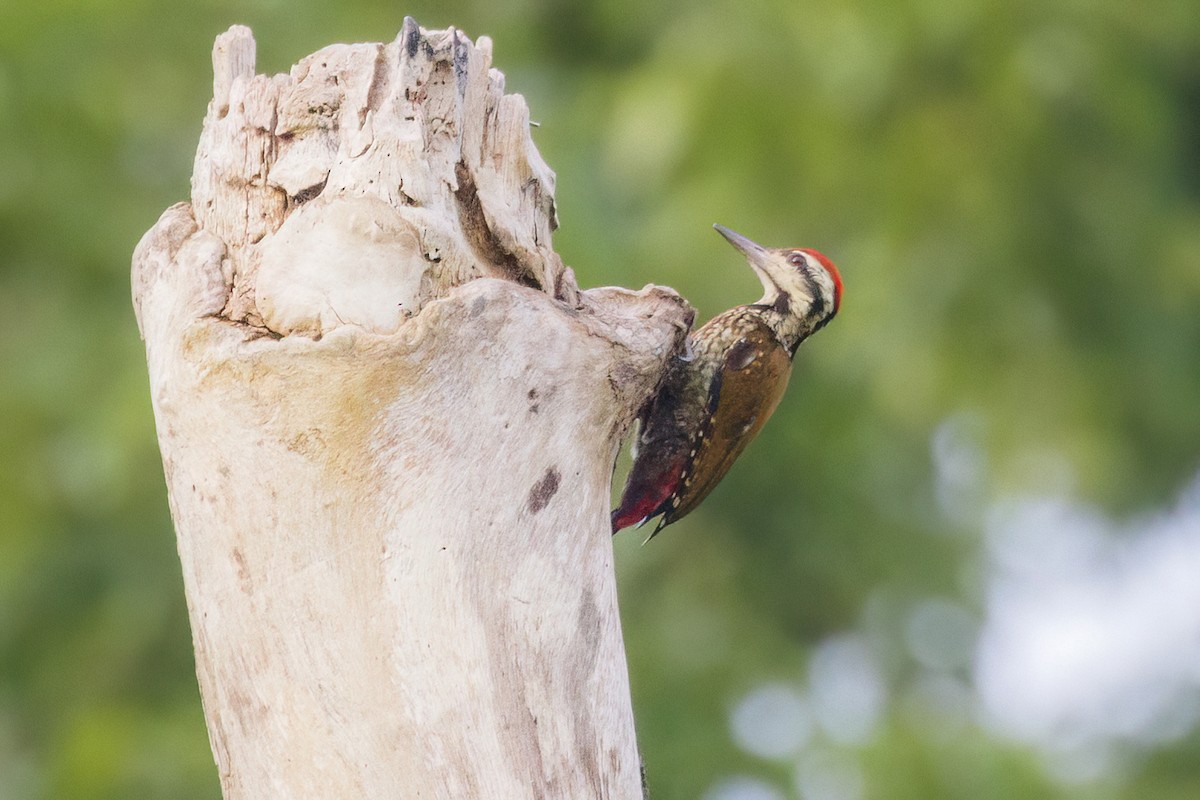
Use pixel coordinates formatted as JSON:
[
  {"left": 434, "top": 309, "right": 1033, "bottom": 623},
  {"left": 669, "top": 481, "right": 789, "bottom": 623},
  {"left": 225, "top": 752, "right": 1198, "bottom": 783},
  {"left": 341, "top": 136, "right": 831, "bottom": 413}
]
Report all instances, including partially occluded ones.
[{"left": 664, "top": 326, "right": 792, "bottom": 525}]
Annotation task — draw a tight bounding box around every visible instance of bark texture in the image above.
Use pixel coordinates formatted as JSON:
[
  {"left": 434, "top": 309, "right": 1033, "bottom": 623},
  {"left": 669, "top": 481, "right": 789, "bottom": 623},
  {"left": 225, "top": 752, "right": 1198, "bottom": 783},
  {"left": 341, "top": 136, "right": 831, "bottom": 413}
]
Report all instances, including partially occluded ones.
[{"left": 133, "top": 20, "right": 691, "bottom": 799}]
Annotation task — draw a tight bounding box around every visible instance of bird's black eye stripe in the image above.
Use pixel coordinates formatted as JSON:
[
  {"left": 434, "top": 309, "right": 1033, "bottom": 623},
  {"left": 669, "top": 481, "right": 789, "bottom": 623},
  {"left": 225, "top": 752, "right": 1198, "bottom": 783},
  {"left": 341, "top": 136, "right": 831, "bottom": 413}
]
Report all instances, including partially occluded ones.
[{"left": 806, "top": 272, "right": 825, "bottom": 317}]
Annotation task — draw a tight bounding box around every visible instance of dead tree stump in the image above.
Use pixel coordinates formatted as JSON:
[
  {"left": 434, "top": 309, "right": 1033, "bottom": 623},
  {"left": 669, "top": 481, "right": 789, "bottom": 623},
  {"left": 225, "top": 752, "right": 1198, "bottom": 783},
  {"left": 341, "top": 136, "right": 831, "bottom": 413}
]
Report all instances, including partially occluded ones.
[{"left": 133, "top": 19, "right": 691, "bottom": 799}]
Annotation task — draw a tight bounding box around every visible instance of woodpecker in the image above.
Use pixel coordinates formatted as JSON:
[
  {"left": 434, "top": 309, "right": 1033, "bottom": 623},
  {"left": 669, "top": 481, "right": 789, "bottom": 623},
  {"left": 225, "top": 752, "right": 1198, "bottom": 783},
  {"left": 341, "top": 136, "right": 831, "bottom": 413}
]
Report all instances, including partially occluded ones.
[{"left": 611, "top": 224, "right": 843, "bottom": 537}]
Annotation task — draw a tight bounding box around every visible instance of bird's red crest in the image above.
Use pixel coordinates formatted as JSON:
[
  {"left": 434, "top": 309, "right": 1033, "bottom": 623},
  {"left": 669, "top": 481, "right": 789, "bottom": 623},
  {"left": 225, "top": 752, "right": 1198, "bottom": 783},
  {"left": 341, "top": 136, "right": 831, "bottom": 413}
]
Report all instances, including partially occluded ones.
[{"left": 800, "top": 248, "right": 842, "bottom": 314}]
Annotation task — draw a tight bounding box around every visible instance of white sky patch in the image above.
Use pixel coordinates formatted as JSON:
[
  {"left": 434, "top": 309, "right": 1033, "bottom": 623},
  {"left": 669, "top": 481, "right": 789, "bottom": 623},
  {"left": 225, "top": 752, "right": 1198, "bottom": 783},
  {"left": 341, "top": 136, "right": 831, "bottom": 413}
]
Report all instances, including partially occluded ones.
[
  {"left": 730, "top": 683, "right": 813, "bottom": 760},
  {"left": 975, "top": 472, "right": 1200, "bottom": 762},
  {"left": 702, "top": 775, "right": 787, "bottom": 800},
  {"left": 794, "top": 748, "right": 866, "bottom": 800},
  {"left": 930, "top": 411, "right": 987, "bottom": 526},
  {"left": 808, "top": 634, "right": 887, "bottom": 745},
  {"left": 727, "top": 636, "right": 884, "bottom": 771}
]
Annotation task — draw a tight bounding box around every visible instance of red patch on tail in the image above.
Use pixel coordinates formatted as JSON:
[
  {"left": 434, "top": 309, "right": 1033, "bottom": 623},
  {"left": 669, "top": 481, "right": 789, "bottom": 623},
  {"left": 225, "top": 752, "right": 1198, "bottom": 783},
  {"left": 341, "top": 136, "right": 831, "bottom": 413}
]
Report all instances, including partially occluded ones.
[{"left": 611, "top": 455, "right": 686, "bottom": 533}]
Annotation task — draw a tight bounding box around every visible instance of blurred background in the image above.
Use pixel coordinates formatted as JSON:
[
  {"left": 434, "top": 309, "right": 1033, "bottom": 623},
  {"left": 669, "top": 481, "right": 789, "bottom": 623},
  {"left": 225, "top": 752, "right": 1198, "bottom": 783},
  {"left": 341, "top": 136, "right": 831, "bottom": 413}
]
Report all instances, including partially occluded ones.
[{"left": 2, "top": 0, "right": 1199, "bottom": 798}]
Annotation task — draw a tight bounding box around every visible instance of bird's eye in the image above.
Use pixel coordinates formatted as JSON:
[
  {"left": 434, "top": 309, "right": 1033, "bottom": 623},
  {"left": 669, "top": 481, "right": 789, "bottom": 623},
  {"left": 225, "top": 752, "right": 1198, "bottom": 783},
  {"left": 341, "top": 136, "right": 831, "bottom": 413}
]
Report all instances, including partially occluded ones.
[{"left": 787, "top": 252, "right": 807, "bottom": 267}]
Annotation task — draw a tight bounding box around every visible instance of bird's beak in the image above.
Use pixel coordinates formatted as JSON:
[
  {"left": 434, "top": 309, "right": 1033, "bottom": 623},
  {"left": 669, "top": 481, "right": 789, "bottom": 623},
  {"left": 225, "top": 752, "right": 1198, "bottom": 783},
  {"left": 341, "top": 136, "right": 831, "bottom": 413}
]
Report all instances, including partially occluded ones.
[
  {"left": 714, "top": 224, "right": 777, "bottom": 295},
  {"left": 714, "top": 224, "right": 766, "bottom": 260}
]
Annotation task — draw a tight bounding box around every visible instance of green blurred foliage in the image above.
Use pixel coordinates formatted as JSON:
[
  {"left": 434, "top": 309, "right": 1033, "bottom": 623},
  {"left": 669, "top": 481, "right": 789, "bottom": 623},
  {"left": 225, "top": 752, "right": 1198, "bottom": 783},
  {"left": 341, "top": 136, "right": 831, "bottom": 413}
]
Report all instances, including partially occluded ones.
[{"left": 1, "top": 0, "right": 1198, "bottom": 798}]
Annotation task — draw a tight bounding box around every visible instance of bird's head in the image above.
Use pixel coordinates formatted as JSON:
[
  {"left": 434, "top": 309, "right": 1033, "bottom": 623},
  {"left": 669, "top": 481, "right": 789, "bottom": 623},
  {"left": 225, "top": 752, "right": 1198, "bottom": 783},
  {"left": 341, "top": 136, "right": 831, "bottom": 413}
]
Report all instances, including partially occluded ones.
[{"left": 714, "top": 224, "right": 843, "bottom": 334}]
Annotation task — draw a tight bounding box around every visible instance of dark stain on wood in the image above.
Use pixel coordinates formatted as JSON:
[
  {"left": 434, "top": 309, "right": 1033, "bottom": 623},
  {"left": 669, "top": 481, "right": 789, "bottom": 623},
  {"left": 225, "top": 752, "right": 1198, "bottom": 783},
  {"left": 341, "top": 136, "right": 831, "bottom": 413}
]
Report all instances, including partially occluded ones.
[
  {"left": 469, "top": 294, "right": 488, "bottom": 319},
  {"left": 453, "top": 160, "right": 538, "bottom": 287},
  {"left": 232, "top": 547, "right": 252, "bottom": 595},
  {"left": 527, "top": 467, "right": 560, "bottom": 513}
]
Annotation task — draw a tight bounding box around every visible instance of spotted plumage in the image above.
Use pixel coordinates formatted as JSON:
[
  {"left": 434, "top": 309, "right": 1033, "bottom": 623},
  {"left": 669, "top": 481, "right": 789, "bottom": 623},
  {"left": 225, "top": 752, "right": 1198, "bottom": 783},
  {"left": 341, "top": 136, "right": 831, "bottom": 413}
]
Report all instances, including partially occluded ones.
[{"left": 612, "top": 225, "right": 843, "bottom": 537}]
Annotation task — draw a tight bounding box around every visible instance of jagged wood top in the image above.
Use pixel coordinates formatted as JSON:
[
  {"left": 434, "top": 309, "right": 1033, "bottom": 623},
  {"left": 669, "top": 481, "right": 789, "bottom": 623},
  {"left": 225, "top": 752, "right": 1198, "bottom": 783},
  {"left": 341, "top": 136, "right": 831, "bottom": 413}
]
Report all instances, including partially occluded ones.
[{"left": 191, "top": 19, "right": 575, "bottom": 338}]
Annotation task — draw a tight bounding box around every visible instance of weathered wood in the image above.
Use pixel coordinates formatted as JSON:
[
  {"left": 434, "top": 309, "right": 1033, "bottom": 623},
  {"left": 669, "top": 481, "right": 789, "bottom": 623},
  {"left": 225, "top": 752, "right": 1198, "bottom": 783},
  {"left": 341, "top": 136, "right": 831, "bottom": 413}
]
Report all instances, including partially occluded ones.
[{"left": 133, "top": 20, "right": 690, "bottom": 799}]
